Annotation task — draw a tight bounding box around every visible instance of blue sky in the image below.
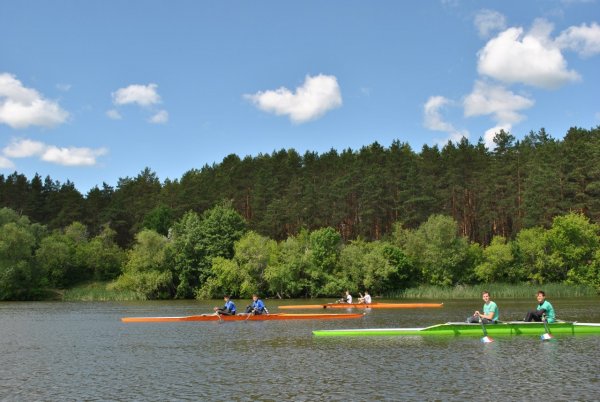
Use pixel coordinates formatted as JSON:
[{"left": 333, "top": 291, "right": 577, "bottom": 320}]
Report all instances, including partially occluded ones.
[{"left": 1, "top": 0, "right": 599, "bottom": 193}]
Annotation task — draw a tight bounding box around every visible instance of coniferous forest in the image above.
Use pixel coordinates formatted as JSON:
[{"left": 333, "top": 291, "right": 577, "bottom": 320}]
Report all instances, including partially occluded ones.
[{"left": 1, "top": 127, "right": 600, "bottom": 300}]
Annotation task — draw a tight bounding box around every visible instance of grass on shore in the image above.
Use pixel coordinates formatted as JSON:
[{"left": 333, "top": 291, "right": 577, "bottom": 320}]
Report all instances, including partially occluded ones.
[
  {"left": 61, "top": 281, "right": 145, "bottom": 301},
  {"left": 389, "top": 283, "right": 598, "bottom": 299}
]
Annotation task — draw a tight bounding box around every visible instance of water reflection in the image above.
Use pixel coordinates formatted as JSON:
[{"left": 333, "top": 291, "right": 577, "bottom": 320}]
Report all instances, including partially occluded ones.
[{"left": 0, "top": 298, "right": 599, "bottom": 401}]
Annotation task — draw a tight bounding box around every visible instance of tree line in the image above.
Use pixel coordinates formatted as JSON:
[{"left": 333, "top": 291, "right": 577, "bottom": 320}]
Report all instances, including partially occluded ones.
[
  {"left": 1, "top": 203, "right": 598, "bottom": 301},
  {"left": 2, "top": 127, "right": 599, "bottom": 250}
]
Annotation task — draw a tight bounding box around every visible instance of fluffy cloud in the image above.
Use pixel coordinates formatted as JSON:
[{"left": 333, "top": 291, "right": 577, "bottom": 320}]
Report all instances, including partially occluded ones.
[
  {"left": 0, "top": 73, "right": 69, "bottom": 129},
  {"left": 474, "top": 9, "right": 507, "bottom": 38},
  {"left": 149, "top": 110, "right": 169, "bottom": 124},
  {"left": 112, "top": 83, "right": 161, "bottom": 106},
  {"left": 464, "top": 80, "right": 535, "bottom": 124},
  {"left": 424, "top": 96, "right": 469, "bottom": 145},
  {"left": 477, "top": 20, "right": 580, "bottom": 89},
  {"left": 0, "top": 155, "right": 14, "bottom": 169},
  {"left": 106, "top": 109, "right": 122, "bottom": 120},
  {"left": 556, "top": 22, "right": 600, "bottom": 57},
  {"left": 2, "top": 138, "right": 107, "bottom": 167},
  {"left": 41, "top": 146, "right": 108, "bottom": 166},
  {"left": 244, "top": 74, "right": 342, "bottom": 123}
]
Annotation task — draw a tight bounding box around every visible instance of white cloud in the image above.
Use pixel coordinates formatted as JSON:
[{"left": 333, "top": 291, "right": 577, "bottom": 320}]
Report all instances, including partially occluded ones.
[
  {"left": 477, "top": 20, "right": 580, "bottom": 89},
  {"left": 424, "top": 96, "right": 455, "bottom": 132},
  {"left": 41, "top": 146, "right": 108, "bottom": 166},
  {"left": 244, "top": 74, "right": 342, "bottom": 123},
  {"left": 556, "top": 22, "right": 600, "bottom": 57},
  {"left": 464, "top": 80, "right": 535, "bottom": 124},
  {"left": 106, "top": 109, "right": 122, "bottom": 120},
  {"left": 0, "top": 155, "right": 15, "bottom": 169},
  {"left": 424, "top": 96, "right": 469, "bottom": 145},
  {"left": 2, "top": 138, "right": 107, "bottom": 166},
  {"left": 149, "top": 109, "right": 168, "bottom": 124},
  {"left": 0, "top": 73, "right": 69, "bottom": 129},
  {"left": 112, "top": 83, "right": 161, "bottom": 106},
  {"left": 474, "top": 9, "right": 507, "bottom": 38},
  {"left": 3, "top": 138, "right": 47, "bottom": 158},
  {"left": 483, "top": 124, "right": 512, "bottom": 149}
]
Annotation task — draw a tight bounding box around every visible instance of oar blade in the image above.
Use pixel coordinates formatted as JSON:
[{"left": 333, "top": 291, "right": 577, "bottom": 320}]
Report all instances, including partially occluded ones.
[
  {"left": 481, "top": 335, "right": 494, "bottom": 343},
  {"left": 540, "top": 333, "right": 554, "bottom": 341}
]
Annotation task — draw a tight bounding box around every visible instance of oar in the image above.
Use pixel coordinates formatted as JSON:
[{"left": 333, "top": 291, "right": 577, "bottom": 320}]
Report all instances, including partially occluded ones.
[
  {"left": 480, "top": 317, "right": 494, "bottom": 343},
  {"left": 540, "top": 315, "right": 554, "bottom": 341}
]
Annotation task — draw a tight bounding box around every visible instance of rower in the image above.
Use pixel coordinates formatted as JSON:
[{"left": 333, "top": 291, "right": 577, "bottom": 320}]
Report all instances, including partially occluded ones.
[
  {"left": 358, "top": 291, "right": 372, "bottom": 304},
  {"left": 245, "top": 293, "right": 268, "bottom": 315},
  {"left": 214, "top": 295, "right": 236, "bottom": 315},
  {"left": 466, "top": 291, "right": 499, "bottom": 324}
]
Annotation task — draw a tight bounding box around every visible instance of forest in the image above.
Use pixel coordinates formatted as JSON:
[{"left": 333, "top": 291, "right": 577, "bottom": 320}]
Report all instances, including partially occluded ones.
[{"left": 1, "top": 126, "right": 599, "bottom": 300}]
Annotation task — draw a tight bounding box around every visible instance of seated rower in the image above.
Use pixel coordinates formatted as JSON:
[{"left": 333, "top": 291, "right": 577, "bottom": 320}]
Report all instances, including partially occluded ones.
[
  {"left": 214, "top": 295, "right": 236, "bottom": 315},
  {"left": 466, "top": 291, "right": 498, "bottom": 324},
  {"left": 524, "top": 290, "right": 555, "bottom": 323},
  {"left": 358, "top": 291, "right": 372, "bottom": 304},
  {"left": 245, "top": 293, "right": 268, "bottom": 315}
]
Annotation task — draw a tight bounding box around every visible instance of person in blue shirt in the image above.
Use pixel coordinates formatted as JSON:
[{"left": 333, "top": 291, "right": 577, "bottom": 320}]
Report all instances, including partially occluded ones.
[
  {"left": 214, "top": 295, "right": 236, "bottom": 315},
  {"left": 467, "top": 291, "right": 499, "bottom": 324},
  {"left": 524, "top": 290, "right": 556, "bottom": 323},
  {"left": 245, "top": 294, "right": 268, "bottom": 315}
]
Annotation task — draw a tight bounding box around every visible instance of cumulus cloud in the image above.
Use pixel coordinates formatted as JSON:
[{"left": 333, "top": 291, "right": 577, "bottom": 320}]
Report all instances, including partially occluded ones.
[
  {"left": 41, "top": 146, "right": 108, "bottom": 166},
  {"left": 474, "top": 9, "right": 507, "bottom": 38},
  {"left": 106, "top": 109, "right": 122, "bottom": 120},
  {"left": 244, "top": 74, "right": 342, "bottom": 123},
  {"left": 112, "top": 83, "right": 161, "bottom": 106},
  {"left": 0, "top": 155, "right": 14, "bottom": 169},
  {"left": 556, "top": 22, "right": 600, "bottom": 57},
  {"left": 2, "top": 138, "right": 107, "bottom": 167},
  {"left": 477, "top": 20, "right": 580, "bottom": 89},
  {"left": 0, "top": 73, "right": 69, "bottom": 129},
  {"left": 149, "top": 110, "right": 168, "bottom": 124},
  {"left": 483, "top": 124, "right": 513, "bottom": 149},
  {"left": 424, "top": 96, "right": 469, "bottom": 145},
  {"left": 464, "top": 80, "right": 535, "bottom": 124}
]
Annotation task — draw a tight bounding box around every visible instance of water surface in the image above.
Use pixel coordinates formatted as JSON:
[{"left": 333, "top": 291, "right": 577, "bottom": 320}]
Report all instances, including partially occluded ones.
[{"left": 1, "top": 298, "right": 599, "bottom": 401}]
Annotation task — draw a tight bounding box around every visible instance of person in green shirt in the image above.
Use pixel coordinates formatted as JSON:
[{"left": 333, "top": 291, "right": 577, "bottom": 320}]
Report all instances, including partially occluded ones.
[
  {"left": 467, "top": 291, "right": 499, "bottom": 324},
  {"left": 524, "top": 290, "right": 556, "bottom": 323}
]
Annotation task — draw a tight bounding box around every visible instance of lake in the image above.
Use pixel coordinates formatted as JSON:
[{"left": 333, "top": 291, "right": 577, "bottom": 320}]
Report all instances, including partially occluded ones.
[{"left": 1, "top": 297, "right": 599, "bottom": 401}]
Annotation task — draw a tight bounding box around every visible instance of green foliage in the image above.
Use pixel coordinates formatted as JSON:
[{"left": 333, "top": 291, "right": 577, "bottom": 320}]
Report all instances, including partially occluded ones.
[
  {"left": 0, "top": 220, "right": 44, "bottom": 300},
  {"left": 80, "top": 226, "right": 126, "bottom": 280},
  {"left": 114, "top": 229, "right": 173, "bottom": 299},
  {"left": 404, "top": 215, "right": 473, "bottom": 286},
  {"left": 264, "top": 231, "right": 310, "bottom": 298},
  {"left": 143, "top": 204, "right": 174, "bottom": 236},
  {"left": 475, "top": 236, "right": 520, "bottom": 283},
  {"left": 170, "top": 203, "right": 247, "bottom": 298}
]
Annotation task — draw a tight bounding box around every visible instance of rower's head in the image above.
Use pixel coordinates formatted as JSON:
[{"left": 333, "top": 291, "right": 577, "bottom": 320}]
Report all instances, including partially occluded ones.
[
  {"left": 482, "top": 291, "right": 490, "bottom": 302},
  {"left": 537, "top": 290, "right": 546, "bottom": 303},
  {"left": 224, "top": 295, "right": 230, "bottom": 301},
  {"left": 252, "top": 293, "right": 259, "bottom": 301}
]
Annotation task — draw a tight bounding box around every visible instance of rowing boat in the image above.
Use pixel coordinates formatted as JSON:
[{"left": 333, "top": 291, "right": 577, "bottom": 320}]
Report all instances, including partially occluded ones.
[
  {"left": 313, "top": 321, "right": 600, "bottom": 337},
  {"left": 122, "top": 312, "right": 364, "bottom": 323},
  {"left": 278, "top": 302, "right": 444, "bottom": 310}
]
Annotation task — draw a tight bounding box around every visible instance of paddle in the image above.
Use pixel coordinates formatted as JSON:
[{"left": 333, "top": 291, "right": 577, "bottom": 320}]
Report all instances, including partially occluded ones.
[
  {"left": 540, "top": 314, "right": 554, "bottom": 341},
  {"left": 479, "top": 316, "right": 494, "bottom": 343}
]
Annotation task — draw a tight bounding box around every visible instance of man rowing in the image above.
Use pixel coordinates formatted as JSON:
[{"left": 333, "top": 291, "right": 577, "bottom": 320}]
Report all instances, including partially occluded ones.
[
  {"left": 358, "top": 291, "right": 372, "bottom": 304},
  {"left": 524, "top": 290, "right": 555, "bottom": 323},
  {"left": 245, "top": 293, "right": 268, "bottom": 315},
  {"left": 467, "top": 291, "right": 499, "bottom": 324},
  {"left": 214, "top": 295, "right": 236, "bottom": 315}
]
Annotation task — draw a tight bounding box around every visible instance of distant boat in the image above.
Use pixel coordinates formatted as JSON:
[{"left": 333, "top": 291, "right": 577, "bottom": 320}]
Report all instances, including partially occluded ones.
[
  {"left": 278, "top": 302, "right": 444, "bottom": 310},
  {"left": 313, "top": 321, "right": 600, "bottom": 337},
  {"left": 121, "top": 312, "right": 364, "bottom": 323}
]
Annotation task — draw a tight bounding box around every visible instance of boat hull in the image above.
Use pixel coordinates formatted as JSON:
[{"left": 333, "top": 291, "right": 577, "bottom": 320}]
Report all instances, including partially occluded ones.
[
  {"left": 313, "top": 322, "right": 600, "bottom": 337},
  {"left": 279, "top": 303, "right": 443, "bottom": 310},
  {"left": 122, "top": 312, "right": 364, "bottom": 323}
]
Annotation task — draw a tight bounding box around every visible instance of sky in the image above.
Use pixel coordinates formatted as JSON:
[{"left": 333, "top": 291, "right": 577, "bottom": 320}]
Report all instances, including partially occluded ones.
[{"left": 1, "top": 0, "right": 599, "bottom": 194}]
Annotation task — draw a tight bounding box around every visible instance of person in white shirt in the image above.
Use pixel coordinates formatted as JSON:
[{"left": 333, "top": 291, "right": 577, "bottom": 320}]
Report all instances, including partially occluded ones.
[{"left": 358, "top": 291, "right": 372, "bottom": 304}]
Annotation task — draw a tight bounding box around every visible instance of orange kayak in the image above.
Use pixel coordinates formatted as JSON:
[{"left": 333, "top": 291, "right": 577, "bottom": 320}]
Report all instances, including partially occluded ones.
[
  {"left": 121, "top": 312, "right": 364, "bottom": 323},
  {"left": 278, "top": 302, "right": 444, "bottom": 310}
]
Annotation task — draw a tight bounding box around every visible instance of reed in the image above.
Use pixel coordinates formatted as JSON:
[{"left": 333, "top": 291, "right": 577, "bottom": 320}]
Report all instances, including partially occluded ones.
[
  {"left": 62, "top": 281, "right": 145, "bottom": 301},
  {"left": 388, "top": 283, "right": 597, "bottom": 299}
]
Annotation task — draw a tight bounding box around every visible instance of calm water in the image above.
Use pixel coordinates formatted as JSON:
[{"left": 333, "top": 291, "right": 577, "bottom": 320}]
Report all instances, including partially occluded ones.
[{"left": 1, "top": 298, "right": 599, "bottom": 401}]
